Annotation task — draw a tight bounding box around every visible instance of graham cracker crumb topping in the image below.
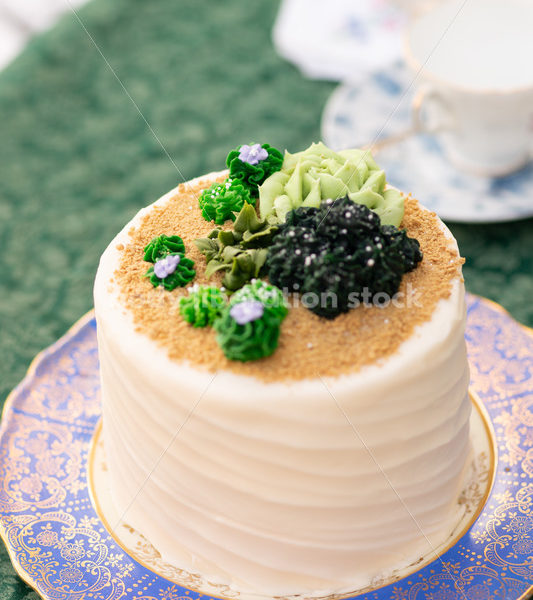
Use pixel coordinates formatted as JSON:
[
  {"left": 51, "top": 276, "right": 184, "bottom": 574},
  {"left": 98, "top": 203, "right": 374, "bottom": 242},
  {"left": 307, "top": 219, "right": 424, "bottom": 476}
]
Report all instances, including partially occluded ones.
[{"left": 114, "top": 175, "right": 463, "bottom": 381}]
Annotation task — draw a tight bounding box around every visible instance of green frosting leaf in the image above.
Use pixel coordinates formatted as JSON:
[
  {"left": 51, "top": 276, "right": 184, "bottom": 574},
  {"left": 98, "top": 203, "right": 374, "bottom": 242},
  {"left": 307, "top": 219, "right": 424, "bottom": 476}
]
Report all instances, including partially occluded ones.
[
  {"left": 198, "top": 178, "right": 254, "bottom": 225},
  {"left": 214, "top": 280, "right": 288, "bottom": 362},
  {"left": 145, "top": 253, "right": 196, "bottom": 290},
  {"left": 143, "top": 234, "right": 185, "bottom": 262},
  {"left": 179, "top": 285, "right": 227, "bottom": 327},
  {"left": 226, "top": 143, "right": 283, "bottom": 197},
  {"left": 258, "top": 141, "right": 404, "bottom": 226},
  {"left": 194, "top": 203, "right": 279, "bottom": 291}
]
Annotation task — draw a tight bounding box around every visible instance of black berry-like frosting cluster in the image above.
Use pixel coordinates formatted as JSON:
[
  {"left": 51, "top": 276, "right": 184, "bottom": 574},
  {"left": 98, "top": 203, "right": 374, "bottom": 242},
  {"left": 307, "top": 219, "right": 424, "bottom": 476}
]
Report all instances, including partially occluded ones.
[{"left": 266, "top": 197, "right": 423, "bottom": 319}]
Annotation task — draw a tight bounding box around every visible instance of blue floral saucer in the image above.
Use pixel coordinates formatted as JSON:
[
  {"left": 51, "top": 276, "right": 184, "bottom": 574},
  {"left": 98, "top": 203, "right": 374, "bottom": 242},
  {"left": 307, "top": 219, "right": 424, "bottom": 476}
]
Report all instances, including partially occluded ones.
[
  {"left": 321, "top": 62, "right": 533, "bottom": 224},
  {"left": 0, "top": 295, "right": 532, "bottom": 600}
]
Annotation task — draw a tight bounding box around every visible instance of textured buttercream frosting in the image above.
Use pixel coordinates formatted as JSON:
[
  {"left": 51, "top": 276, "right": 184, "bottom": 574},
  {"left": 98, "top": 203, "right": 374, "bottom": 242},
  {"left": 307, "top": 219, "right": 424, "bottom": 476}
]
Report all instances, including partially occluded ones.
[{"left": 94, "top": 173, "right": 471, "bottom": 596}]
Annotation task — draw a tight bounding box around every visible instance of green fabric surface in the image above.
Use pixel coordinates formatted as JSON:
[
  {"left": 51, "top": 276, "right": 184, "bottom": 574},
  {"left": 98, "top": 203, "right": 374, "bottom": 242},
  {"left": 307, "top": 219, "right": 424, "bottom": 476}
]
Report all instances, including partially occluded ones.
[{"left": 0, "top": 0, "right": 532, "bottom": 595}]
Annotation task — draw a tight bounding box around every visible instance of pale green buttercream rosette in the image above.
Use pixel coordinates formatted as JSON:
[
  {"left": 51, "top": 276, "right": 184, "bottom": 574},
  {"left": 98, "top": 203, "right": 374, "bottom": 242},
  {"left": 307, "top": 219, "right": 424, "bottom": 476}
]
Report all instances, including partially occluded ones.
[{"left": 258, "top": 141, "right": 404, "bottom": 226}]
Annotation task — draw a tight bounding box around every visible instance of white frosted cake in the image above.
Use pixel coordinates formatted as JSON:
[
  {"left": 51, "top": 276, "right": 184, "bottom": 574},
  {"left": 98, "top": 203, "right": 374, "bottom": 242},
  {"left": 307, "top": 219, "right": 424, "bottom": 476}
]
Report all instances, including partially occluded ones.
[{"left": 94, "top": 143, "right": 471, "bottom": 596}]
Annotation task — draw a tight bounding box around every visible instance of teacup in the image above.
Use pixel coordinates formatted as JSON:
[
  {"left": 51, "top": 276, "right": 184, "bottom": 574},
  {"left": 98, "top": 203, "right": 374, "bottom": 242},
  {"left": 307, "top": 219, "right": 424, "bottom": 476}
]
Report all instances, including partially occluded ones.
[{"left": 405, "top": 0, "right": 533, "bottom": 177}]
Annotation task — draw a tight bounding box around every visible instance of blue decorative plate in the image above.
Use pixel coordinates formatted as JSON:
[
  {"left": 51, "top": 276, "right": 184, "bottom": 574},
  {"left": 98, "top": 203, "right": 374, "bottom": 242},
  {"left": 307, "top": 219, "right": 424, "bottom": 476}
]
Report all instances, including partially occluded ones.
[
  {"left": 1, "top": 295, "right": 532, "bottom": 600},
  {"left": 321, "top": 62, "right": 533, "bottom": 224}
]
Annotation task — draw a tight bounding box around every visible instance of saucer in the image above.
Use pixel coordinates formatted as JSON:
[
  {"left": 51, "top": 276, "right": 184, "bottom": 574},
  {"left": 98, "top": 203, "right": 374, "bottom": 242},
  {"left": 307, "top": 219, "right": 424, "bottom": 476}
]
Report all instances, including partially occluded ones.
[
  {"left": 321, "top": 62, "right": 533, "bottom": 223},
  {"left": 1, "top": 295, "right": 533, "bottom": 600},
  {"left": 87, "top": 395, "right": 493, "bottom": 599},
  {"left": 272, "top": 0, "right": 406, "bottom": 82}
]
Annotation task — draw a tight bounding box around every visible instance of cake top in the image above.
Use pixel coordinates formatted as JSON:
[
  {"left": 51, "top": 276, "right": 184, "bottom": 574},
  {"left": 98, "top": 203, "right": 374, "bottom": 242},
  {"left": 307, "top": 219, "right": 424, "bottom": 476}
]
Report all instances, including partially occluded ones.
[{"left": 111, "top": 142, "right": 463, "bottom": 381}]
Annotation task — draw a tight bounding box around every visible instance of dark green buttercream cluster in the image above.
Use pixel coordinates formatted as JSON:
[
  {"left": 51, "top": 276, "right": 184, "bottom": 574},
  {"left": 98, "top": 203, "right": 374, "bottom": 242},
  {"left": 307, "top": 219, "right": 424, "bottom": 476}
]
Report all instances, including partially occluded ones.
[
  {"left": 143, "top": 234, "right": 185, "bottom": 262},
  {"left": 226, "top": 143, "right": 283, "bottom": 197},
  {"left": 214, "top": 280, "right": 288, "bottom": 362},
  {"left": 143, "top": 234, "right": 195, "bottom": 290},
  {"left": 197, "top": 142, "right": 282, "bottom": 225},
  {"left": 198, "top": 178, "right": 254, "bottom": 225}
]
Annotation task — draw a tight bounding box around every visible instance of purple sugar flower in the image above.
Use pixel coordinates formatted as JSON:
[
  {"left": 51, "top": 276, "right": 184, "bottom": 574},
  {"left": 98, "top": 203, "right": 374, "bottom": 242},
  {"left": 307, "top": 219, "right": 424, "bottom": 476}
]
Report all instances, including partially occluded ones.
[
  {"left": 230, "top": 300, "right": 264, "bottom": 325},
  {"left": 238, "top": 143, "right": 268, "bottom": 166},
  {"left": 154, "top": 254, "right": 181, "bottom": 279}
]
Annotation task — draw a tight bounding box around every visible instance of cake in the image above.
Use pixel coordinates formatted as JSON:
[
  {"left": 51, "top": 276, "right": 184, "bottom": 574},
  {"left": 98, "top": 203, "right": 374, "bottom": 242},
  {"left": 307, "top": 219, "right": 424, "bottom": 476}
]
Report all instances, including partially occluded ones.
[{"left": 94, "top": 142, "right": 471, "bottom": 596}]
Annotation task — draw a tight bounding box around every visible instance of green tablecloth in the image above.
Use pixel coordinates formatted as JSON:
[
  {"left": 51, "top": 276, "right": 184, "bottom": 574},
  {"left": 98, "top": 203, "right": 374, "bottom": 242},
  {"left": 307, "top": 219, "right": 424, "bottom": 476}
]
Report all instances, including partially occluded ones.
[{"left": 0, "top": 0, "right": 532, "bottom": 596}]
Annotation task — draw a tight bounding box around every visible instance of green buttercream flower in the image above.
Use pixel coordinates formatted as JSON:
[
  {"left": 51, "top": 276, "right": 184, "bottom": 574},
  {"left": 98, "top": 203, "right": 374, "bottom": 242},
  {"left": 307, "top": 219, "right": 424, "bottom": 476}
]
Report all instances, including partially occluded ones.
[
  {"left": 194, "top": 203, "right": 279, "bottom": 291},
  {"left": 198, "top": 178, "right": 254, "bottom": 225},
  {"left": 230, "top": 279, "right": 288, "bottom": 322},
  {"left": 145, "top": 253, "right": 196, "bottom": 290},
  {"left": 143, "top": 234, "right": 185, "bottom": 262},
  {"left": 179, "top": 285, "right": 227, "bottom": 327},
  {"left": 258, "top": 141, "right": 404, "bottom": 226},
  {"left": 214, "top": 280, "right": 288, "bottom": 362},
  {"left": 226, "top": 143, "right": 283, "bottom": 197}
]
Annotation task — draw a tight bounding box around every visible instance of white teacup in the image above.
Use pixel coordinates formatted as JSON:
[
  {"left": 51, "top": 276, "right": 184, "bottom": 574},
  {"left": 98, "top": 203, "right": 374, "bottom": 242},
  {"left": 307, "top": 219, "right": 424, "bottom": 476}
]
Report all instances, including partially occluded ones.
[{"left": 405, "top": 0, "right": 533, "bottom": 177}]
